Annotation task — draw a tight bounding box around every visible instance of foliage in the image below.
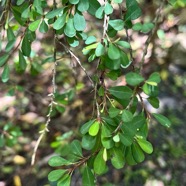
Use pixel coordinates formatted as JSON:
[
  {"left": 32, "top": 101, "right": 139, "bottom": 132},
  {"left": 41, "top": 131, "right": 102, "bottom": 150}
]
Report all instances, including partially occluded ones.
[{"left": 0, "top": 0, "right": 176, "bottom": 185}]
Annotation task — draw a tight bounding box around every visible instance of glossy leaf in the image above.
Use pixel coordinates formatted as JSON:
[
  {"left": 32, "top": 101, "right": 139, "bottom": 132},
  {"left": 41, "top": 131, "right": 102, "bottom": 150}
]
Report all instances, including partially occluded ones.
[
  {"left": 146, "top": 72, "right": 161, "bottom": 86},
  {"left": 69, "top": 0, "right": 79, "bottom": 4},
  {"left": 74, "top": 12, "right": 86, "bottom": 31},
  {"left": 109, "top": 19, "right": 124, "bottom": 31},
  {"left": 101, "top": 125, "right": 114, "bottom": 149},
  {"left": 1, "top": 64, "right": 10, "bottom": 83},
  {"left": 125, "top": 146, "right": 137, "bottom": 165},
  {"left": 147, "top": 97, "right": 159, "bottom": 109},
  {"left": 48, "top": 156, "right": 71, "bottom": 167},
  {"left": 48, "top": 169, "right": 66, "bottom": 182},
  {"left": 29, "top": 19, "right": 41, "bottom": 31},
  {"left": 137, "top": 138, "right": 153, "bottom": 154},
  {"left": 152, "top": 113, "right": 171, "bottom": 128},
  {"left": 82, "top": 165, "right": 95, "bottom": 186},
  {"left": 57, "top": 173, "right": 71, "bottom": 186},
  {"left": 126, "top": 72, "right": 144, "bottom": 86},
  {"left": 85, "top": 36, "right": 97, "bottom": 44},
  {"left": 103, "top": 55, "right": 120, "bottom": 70},
  {"left": 88, "top": 0, "right": 101, "bottom": 16},
  {"left": 142, "top": 83, "right": 159, "bottom": 97},
  {"left": 89, "top": 121, "right": 100, "bottom": 136},
  {"left": 39, "top": 20, "right": 48, "bottom": 33}
]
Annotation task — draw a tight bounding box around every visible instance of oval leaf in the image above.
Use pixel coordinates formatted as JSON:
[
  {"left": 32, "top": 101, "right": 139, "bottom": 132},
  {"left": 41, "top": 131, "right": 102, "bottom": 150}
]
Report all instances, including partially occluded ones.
[
  {"left": 89, "top": 121, "right": 100, "bottom": 136},
  {"left": 48, "top": 169, "right": 66, "bottom": 182},
  {"left": 152, "top": 113, "right": 171, "bottom": 128}
]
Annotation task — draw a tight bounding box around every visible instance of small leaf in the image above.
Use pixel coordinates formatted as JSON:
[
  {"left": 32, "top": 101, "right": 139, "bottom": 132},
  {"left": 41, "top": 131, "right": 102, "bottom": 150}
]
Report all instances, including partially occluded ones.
[
  {"left": 95, "top": 42, "right": 105, "bottom": 57},
  {"left": 69, "top": 0, "right": 79, "bottom": 4},
  {"left": 18, "top": 50, "right": 27, "bottom": 71},
  {"left": 45, "top": 8, "right": 64, "bottom": 19},
  {"left": 5, "top": 39, "right": 16, "bottom": 52},
  {"left": 89, "top": 120, "right": 100, "bottom": 136},
  {"left": 16, "top": 0, "right": 25, "bottom": 5},
  {"left": 120, "top": 51, "right": 130, "bottom": 68},
  {"left": 78, "top": 0, "right": 89, "bottom": 12},
  {"left": 137, "top": 138, "right": 153, "bottom": 154},
  {"left": 48, "top": 156, "right": 71, "bottom": 167},
  {"left": 126, "top": 72, "right": 144, "bottom": 86},
  {"left": 7, "top": 27, "right": 15, "bottom": 41},
  {"left": 64, "top": 17, "right": 76, "bottom": 37},
  {"left": 82, "top": 165, "right": 95, "bottom": 186},
  {"left": 116, "top": 41, "right": 131, "bottom": 49},
  {"left": 125, "top": 146, "right": 137, "bottom": 165},
  {"left": 108, "top": 86, "right": 132, "bottom": 99},
  {"left": 85, "top": 36, "right": 97, "bottom": 44},
  {"left": 29, "top": 19, "right": 41, "bottom": 31},
  {"left": 146, "top": 72, "right": 161, "bottom": 86},
  {"left": 147, "top": 97, "right": 159, "bottom": 109},
  {"left": 95, "top": 6, "right": 104, "bottom": 19},
  {"left": 108, "top": 43, "right": 120, "bottom": 60},
  {"left": 73, "top": 12, "right": 86, "bottom": 31},
  {"left": 48, "top": 169, "right": 66, "bottom": 182},
  {"left": 109, "top": 19, "right": 124, "bottom": 31},
  {"left": 80, "top": 120, "right": 95, "bottom": 134},
  {"left": 122, "top": 110, "right": 133, "bottom": 122},
  {"left": 21, "top": 32, "right": 31, "bottom": 57},
  {"left": 70, "top": 140, "right": 83, "bottom": 157},
  {"left": 131, "top": 143, "right": 145, "bottom": 163},
  {"left": 88, "top": 0, "right": 101, "bottom": 16},
  {"left": 104, "top": 2, "right": 113, "bottom": 15},
  {"left": 108, "top": 107, "right": 120, "bottom": 118},
  {"left": 39, "top": 20, "right": 48, "bottom": 33},
  {"left": 152, "top": 113, "right": 171, "bottom": 128},
  {"left": 53, "top": 13, "right": 66, "bottom": 30},
  {"left": 57, "top": 173, "right": 71, "bottom": 186},
  {"left": 0, "top": 54, "right": 9, "bottom": 67},
  {"left": 111, "top": 147, "right": 125, "bottom": 169},
  {"left": 21, "top": 7, "right": 30, "bottom": 19},
  {"left": 141, "top": 23, "right": 154, "bottom": 33},
  {"left": 113, "top": 134, "right": 120, "bottom": 142},
  {"left": 132, "top": 22, "right": 143, "bottom": 31},
  {"left": 1, "top": 64, "right": 10, "bottom": 83}
]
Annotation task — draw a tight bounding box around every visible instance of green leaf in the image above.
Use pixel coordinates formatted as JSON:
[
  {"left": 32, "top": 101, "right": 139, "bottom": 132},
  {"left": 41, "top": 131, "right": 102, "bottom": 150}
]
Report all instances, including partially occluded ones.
[
  {"left": 64, "top": 17, "right": 76, "bottom": 37},
  {"left": 21, "top": 6, "right": 30, "bottom": 19},
  {"left": 17, "top": 0, "right": 25, "bottom": 5},
  {"left": 108, "top": 107, "right": 120, "bottom": 118},
  {"left": 82, "top": 134, "right": 96, "bottom": 150},
  {"left": 5, "top": 39, "right": 16, "bottom": 52},
  {"left": 69, "top": 0, "right": 79, "bottom": 4},
  {"left": 80, "top": 120, "right": 95, "bottom": 134},
  {"left": 122, "top": 110, "right": 133, "bottom": 122},
  {"left": 147, "top": 97, "right": 159, "bottom": 109},
  {"left": 103, "top": 55, "right": 120, "bottom": 70},
  {"left": 125, "top": 146, "right": 137, "bottom": 165},
  {"left": 33, "top": 0, "right": 43, "bottom": 14},
  {"left": 111, "top": 147, "right": 125, "bottom": 169},
  {"left": 146, "top": 72, "right": 161, "bottom": 86},
  {"left": 104, "top": 2, "right": 113, "bottom": 15},
  {"left": 73, "top": 12, "right": 86, "bottom": 31},
  {"left": 125, "top": 0, "right": 142, "bottom": 21},
  {"left": 18, "top": 50, "right": 27, "bottom": 71},
  {"left": 108, "top": 43, "right": 121, "bottom": 60},
  {"left": 95, "top": 6, "right": 104, "bottom": 19},
  {"left": 21, "top": 32, "right": 31, "bottom": 57},
  {"left": 85, "top": 36, "right": 97, "bottom": 44},
  {"left": 39, "top": 20, "right": 48, "bottom": 33},
  {"left": 113, "top": 0, "right": 123, "bottom": 3},
  {"left": 7, "top": 27, "right": 15, "bottom": 41},
  {"left": 48, "top": 156, "right": 71, "bottom": 167},
  {"left": 29, "top": 19, "right": 41, "bottom": 32},
  {"left": 67, "top": 37, "right": 79, "bottom": 47},
  {"left": 120, "top": 51, "right": 130, "bottom": 68},
  {"left": 89, "top": 121, "right": 100, "bottom": 136},
  {"left": 142, "top": 83, "right": 159, "bottom": 97},
  {"left": 126, "top": 72, "right": 144, "bottom": 86},
  {"left": 120, "top": 127, "right": 135, "bottom": 146},
  {"left": 45, "top": 8, "right": 64, "bottom": 19},
  {"left": 57, "top": 173, "right": 71, "bottom": 186},
  {"left": 78, "top": 0, "right": 89, "bottom": 12},
  {"left": 88, "top": 0, "right": 101, "bottom": 16},
  {"left": 82, "top": 165, "right": 95, "bottom": 186},
  {"left": 152, "top": 113, "right": 171, "bottom": 128},
  {"left": 136, "top": 138, "right": 153, "bottom": 154},
  {"left": 109, "top": 19, "right": 124, "bottom": 31},
  {"left": 101, "top": 125, "right": 114, "bottom": 149},
  {"left": 95, "top": 42, "right": 105, "bottom": 57},
  {"left": 141, "top": 23, "right": 154, "bottom": 33},
  {"left": 94, "top": 149, "right": 107, "bottom": 175},
  {"left": 131, "top": 143, "right": 145, "bottom": 163},
  {"left": 0, "top": 54, "right": 9, "bottom": 67},
  {"left": 70, "top": 140, "right": 83, "bottom": 157},
  {"left": 113, "top": 134, "right": 120, "bottom": 142},
  {"left": 53, "top": 13, "right": 67, "bottom": 30},
  {"left": 1, "top": 64, "right": 10, "bottom": 83},
  {"left": 48, "top": 169, "right": 66, "bottom": 182},
  {"left": 108, "top": 86, "right": 133, "bottom": 100},
  {"left": 116, "top": 41, "right": 131, "bottom": 49},
  {"left": 132, "top": 22, "right": 143, "bottom": 31}
]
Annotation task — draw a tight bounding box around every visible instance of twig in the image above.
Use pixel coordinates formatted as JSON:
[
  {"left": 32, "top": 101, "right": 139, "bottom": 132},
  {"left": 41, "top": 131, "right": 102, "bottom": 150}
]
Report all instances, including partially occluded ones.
[{"left": 139, "top": 1, "right": 165, "bottom": 72}]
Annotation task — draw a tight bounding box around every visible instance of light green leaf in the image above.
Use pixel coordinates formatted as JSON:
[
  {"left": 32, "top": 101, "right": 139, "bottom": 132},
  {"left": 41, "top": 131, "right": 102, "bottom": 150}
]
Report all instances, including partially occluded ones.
[
  {"left": 0, "top": 54, "right": 9, "bottom": 67},
  {"left": 146, "top": 72, "right": 161, "bottom": 86},
  {"left": 126, "top": 72, "right": 144, "bottom": 86},
  {"left": 141, "top": 23, "right": 154, "bottom": 33},
  {"left": 21, "top": 7, "right": 30, "bottom": 19},
  {"left": 152, "top": 113, "right": 171, "bottom": 128},
  {"left": 1, "top": 64, "right": 10, "bottom": 83},
  {"left": 109, "top": 86, "right": 133, "bottom": 99},
  {"left": 67, "top": 37, "right": 79, "bottom": 47},
  {"left": 57, "top": 174, "right": 71, "bottom": 186},
  {"left": 85, "top": 36, "right": 97, "bottom": 44},
  {"left": 137, "top": 138, "right": 153, "bottom": 154},
  {"left": 89, "top": 121, "right": 100, "bottom": 136},
  {"left": 48, "top": 156, "right": 71, "bottom": 167},
  {"left": 113, "top": 0, "right": 122, "bottom": 3},
  {"left": 64, "top": 17, "right": 76, "bottom": 37},
  {"left": 53, "top": 13, "right": 66, "bottom": 30},
  {"left": 132, "top": 22, "right": 143, "bottom": 31},
  {"left": 113, "top": 134, "right": 120, "bottom": 142},
  {"left": 122, "top": 110, "right": 133, "bottom": 122},
  {"left": 21, "top": 32, "right": 31, "bottom": 57},
  {"left": 111, "top": 147, "right": 125, "bottom": 169},
  {"left": 108, "top": 43, "right": 121, "bottom": 60},
  {"left": 95, "top": 42, "right": 105, "bottom": 57},
  {"left": 104, "top": 2, "right": 113, "bottom": 15},
  {"left": 39, "top": 20, "right": 48, "bottom": 33},
  {"left": 45, "top": 8, "right": 64, "bottom": 19},
  {"left": 78, "top": 0, "right": 89, "bottom": 12},
  {"left": 82, "top": 165, "right": 95, "bottom": 186},
  {"left": 95, "top": 6, "right": 104, "bottom": 19},
  {"left": 69, "top": 0, "right": 79, "bottom": 4},
  {"left": 116, "top": 41, "right": 131, "bottom": 49},
  {"left": 109, "top": 19, "right": 124, "bottom": 31},
  {"left": 19, "top": 50, "right": 27, "bottom": 71},
  {"left": 17, "top": 0, "right": 25, "bottom": 5},
  {"left": 29, "top": 19, "right": 41, "bottom": 32},
  {"left": 48, "top": 169, "right": 66, "bottom": 182},
  {"left": 88, "top": 0, "right": 101, "bottom": 16},
  {"left": 73, "top": 12, "right": 86, "bottom": 31}
]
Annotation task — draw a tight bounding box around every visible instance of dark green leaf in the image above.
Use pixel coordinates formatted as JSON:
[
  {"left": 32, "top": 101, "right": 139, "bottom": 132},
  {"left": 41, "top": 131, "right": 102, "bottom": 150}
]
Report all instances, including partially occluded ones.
[
  {"left": 109, "top": 19, "right": 124, "bottom": 31},
  {"left": 82, "top": 165, "right": 95, "bottom": 186},
  {"left": 103, "top": 55, "right": 120, "bottom": 70},
  {"left": 5, "top": 39, "right": 16, "bottom": 52},
  {"left": 120, "top": 51, "right": 130, "bottom": 68},
  {"left": 1, "top": 64, "right": 10, "bottom": 83},
  {"left": 48, "top": 156, "right": 71, "bottom": 167},
  {"left": 152, "top": 113, "right": 171, "bottom": 128},
  {"left": 73, "top": 12, "right": 86, "bottom": 31},
  {"left": 21, "top": 32, "right": 31, "bottom": 57},
  {"left": 142, "top": 83, "right": 159, "bottom": 97},
  {"left": 21, "top": 6, "right": 30, "bottom": 19},
  {"left": 67, "top": 37, "right": 79, "bottom": 47},
  {"left": 147, "top": 97, "right": 159, "bottom": 109},
  {"left": 70, "top": 140, "right": 83, "bottom": 157},
  {"left": 120, "top": 126, "right": 135, "bottom": 146},
  {"left": 146, "top": 72, "right": 161, "bottom": 86},
  {"left": 82, "top": 134, "right": 96, "bottom": 150},
  {"left": 125, "top": 146, "right": 137, "bottom": 165},
  {"left": 18, "top": 50, "right": 27, "bottom": 71},
  {"left": 108, "top": 86, "right": 133, "bottom": 99},
  {"left": 0, "top": 54, "right": 9, "bottom": 67},
  {"left": 29, "top": 19, "right": 41, "bottom": 32},
  {"left": 141, "top": 23, "right": 154, "bottom": 33},
  {"left": 126, "top": 72, "right": 144, "bottom": 86},
  {"left": 45, "top": 8, "right": 64, "bottom": 19},
  {"left": 131, "top": 143, "right": 145, "bottom": 163},
  {"left": 7, "top": 27, "right": 15, "bottom": 41},
  {"left": 39, "top": 20, "right": 48, "bottom": 33},
  {"left": 111, "top": 147, "right": 125, "bottom": 169},
  {"left": 53, "top": 13, "right": 67, "bottom": 30},
  {"left": 101, "top": 125, "right": 114, "bottom": 149},
  {"left": 116, "top": 41, "right": 131, "bottom": 49},
  {"left": 88, "top": 0, "right": 101, "bottom": 16},
  {"left": 48, "top": 169, "right": 66, "bottom": 182}
]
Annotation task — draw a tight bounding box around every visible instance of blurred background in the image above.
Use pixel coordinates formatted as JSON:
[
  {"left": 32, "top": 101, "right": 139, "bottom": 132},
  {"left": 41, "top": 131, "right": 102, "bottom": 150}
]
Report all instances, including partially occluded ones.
[{"left": 0, "top": 0, "right": 186, "bottom": 186}]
